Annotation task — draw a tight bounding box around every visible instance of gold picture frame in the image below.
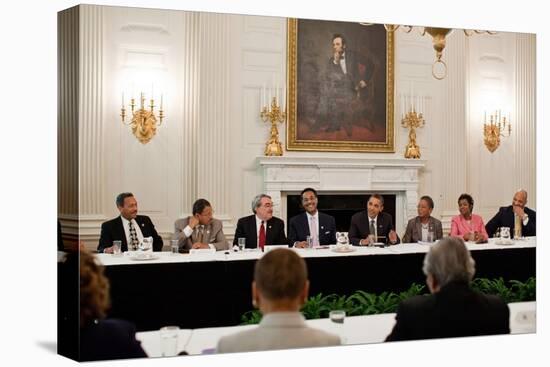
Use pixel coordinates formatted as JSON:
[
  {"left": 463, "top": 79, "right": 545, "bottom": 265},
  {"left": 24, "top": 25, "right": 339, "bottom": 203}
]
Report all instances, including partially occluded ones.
[{"left": 287, "top": 18, "right": 395, "bottom": 152}]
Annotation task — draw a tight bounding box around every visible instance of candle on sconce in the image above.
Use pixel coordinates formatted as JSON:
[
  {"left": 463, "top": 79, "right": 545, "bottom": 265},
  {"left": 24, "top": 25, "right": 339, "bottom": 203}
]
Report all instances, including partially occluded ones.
[
  {"left": 410, "top": 83, "right": 414, "bottom": 111},
  {"left": 122, "top": 92, "right": 124, "bottom": 107},
  {"left": 400, "top": 94, "right": 404, "bottom": 118},
  {"left": 484, "top": 111, "right": 486, "bottom": 124},
  {"left": 151, "top": 84, "right": 154, "bottom": 100},
  {"left": 282, "top": 86, "right": 286, "bottom": 111},
  {"left": 160, "top": 94, "right": 163, "bottom": 109}
]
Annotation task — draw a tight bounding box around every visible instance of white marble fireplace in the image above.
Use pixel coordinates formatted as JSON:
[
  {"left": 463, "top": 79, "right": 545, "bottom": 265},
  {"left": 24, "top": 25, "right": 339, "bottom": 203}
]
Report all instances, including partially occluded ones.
[{"left": 257, "top": 156, "right": 426, "bottom": 235}]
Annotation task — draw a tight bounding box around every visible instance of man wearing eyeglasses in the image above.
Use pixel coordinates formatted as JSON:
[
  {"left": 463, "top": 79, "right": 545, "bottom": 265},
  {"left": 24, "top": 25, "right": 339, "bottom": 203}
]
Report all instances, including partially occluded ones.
[{"left": 233, "top": 194, "right": 288, "bottom": 249}]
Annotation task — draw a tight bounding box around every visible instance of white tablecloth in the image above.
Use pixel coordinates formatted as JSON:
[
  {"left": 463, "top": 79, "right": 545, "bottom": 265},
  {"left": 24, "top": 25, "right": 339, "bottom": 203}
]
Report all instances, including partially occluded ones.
[
  {"left": 136, "top": 301, "right": 535, "bottom": 357},
  {"left": 97, "top": 237, "right": 536, "bottom": 266}
]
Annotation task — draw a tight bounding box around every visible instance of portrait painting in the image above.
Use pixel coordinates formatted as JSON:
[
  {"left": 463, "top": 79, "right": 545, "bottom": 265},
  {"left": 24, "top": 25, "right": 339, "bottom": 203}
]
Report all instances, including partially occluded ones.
[{"left": 287, "top": 19, "right": 394, "bottom": 152}]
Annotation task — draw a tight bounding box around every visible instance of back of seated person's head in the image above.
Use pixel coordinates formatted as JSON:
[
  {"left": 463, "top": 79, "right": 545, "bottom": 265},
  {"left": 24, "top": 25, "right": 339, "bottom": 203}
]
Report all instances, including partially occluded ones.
[
  {"left": 80, "top": 250, "right": 110, "bottom": 327},
  {"left": 253, "top": 248, "right": 309, "bottom": 312},
  {"left": 422, "top": 237, "right": 476, "bottom": 293}
]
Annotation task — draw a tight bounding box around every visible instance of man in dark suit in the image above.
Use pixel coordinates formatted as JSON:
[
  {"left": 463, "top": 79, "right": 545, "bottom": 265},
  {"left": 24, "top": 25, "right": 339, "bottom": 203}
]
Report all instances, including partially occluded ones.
[
  {"left": 98, "top": 192, "right": 163, "bottom": 253},
  {"left": 348, "top": 194, "right": 399, "bottom": 246},
  {"left": 485, "top": 189, "right": 536, "bottom": 238},
  {"left": 233, "top": 194, "right": 288, "bottom": 249},
  {"left": 385, "top": 237, "right": 510, "bottom": 341},
  {"left": 288, "top": 188, "right": 336, "bottom": 248}
]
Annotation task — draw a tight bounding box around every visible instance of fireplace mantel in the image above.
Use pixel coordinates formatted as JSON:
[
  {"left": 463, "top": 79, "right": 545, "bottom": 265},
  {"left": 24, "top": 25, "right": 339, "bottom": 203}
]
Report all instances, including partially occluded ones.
[{"left": 257, "top": 156, "right": 426, "bottom": 234}]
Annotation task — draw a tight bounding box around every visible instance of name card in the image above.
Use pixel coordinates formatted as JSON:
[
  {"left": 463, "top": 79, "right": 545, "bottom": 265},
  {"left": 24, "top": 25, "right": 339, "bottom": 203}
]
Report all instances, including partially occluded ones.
[{"left": 189, "top": 248, "right": 216, "bottom": 255}]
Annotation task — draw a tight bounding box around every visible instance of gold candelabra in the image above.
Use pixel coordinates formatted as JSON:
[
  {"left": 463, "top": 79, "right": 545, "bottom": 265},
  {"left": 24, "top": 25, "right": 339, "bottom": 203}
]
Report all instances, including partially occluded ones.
[
  {"left": 483, "top": 110, "right": 511, "bottom": 153},
  {"left": 401, "top": 107, "right": 425, "bottom": 159},
  {"left": 260, "top": 97, "right": 286, "bottom": 156},
  {"left": 120, "top": 92, "right": 164, "bottom": 144}
]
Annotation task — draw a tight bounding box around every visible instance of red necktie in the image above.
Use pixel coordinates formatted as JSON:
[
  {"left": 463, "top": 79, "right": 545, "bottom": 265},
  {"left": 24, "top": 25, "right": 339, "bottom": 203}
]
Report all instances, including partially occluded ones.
[{"left": 259, "top": 221, "right": 266, "bottom": 250}]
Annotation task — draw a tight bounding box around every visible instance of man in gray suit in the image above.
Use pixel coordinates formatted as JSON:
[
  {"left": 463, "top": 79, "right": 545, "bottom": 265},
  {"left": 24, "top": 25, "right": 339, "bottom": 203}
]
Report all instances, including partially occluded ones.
[
  {"left": 216, "top": 248, "right": 340, "bottom": 353},
  {"left": 173, "top": 198, "right": 228, "bottom": 252}
]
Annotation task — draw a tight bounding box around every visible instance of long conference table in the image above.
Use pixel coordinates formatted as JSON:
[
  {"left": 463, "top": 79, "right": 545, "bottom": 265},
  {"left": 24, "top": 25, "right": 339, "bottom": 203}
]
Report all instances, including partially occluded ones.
[
  {"left": 134, "top": 301, "right": 536, "bottom": 357},
  {"left": 97, "top": 237, "right": 536, "bottom": 332}
]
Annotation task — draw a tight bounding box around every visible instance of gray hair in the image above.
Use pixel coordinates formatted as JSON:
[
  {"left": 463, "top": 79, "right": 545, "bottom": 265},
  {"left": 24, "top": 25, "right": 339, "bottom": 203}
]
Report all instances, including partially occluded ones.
[
  {"left": 251, "top": 194, "right": 271, "bottom": 213},
  {"left": 422, "top": 237, "right": 476, "bottom": 288}
]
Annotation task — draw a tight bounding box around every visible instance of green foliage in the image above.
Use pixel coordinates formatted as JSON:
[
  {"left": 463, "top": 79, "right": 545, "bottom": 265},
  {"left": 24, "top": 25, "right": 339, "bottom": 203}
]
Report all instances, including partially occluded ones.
[
  {"left": 240, "top": 309, "right": 262, "bottom": 325},
  {"left": 240, "top": 278, "right": 535, "bottom": 325},
  {"left": 470, "top": 277, "right": 535, "bottom": 303}
]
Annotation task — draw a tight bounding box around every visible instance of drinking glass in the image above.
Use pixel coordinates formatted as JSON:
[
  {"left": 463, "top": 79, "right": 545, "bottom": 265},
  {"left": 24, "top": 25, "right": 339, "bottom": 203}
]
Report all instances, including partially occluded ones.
[
  {"left": 170, "top": 240, "right": 179, "bottom": 254},
  {"left": 329, "top": 310, "right": 347, "bottom": 343},
  {"left": 112, "top": 240, "right": 122, "bottom": 256},
  {"left": 367, "top": 234, "right": 375, "bottom": 246},
  {"left": 306, "top": 235, "right": 313, "bottom": 249},
  {"left": 427, "top": 231, "right": 434, "bottom": 243},
  {"left": 238, "top": 237, "right": 246, "bottom": 251},
  {"left": 160, "top": 326, "right": 180, "bottom": 357}
]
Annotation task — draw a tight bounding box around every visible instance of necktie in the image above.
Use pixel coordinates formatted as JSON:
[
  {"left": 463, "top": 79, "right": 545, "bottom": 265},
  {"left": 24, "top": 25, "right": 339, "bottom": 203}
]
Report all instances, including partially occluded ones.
[
  {"left": 369, "top": 219, "right": 376, "bottom": 242},
  {"left": 309, "top": 216, "right": 318, "bottom": 247},
  {"left": 259, "top": 221, "right": 266, "bottom": 250},
  {"left": 514, "top": 215, "right": 522, "bottom": 238},
  {"left": 197, "top": 225, "right": 204, "bottom": 243},
  {"left": 129, "top": 220, "right": 139, "bottom": 250}
]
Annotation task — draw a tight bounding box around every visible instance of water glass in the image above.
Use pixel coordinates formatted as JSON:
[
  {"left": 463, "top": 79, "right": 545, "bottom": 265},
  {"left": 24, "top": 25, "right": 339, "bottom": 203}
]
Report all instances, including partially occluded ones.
[
  {"left": 306, "top": 235, "right": 313, "bottom": 248},
  {"left": 329, "top": 310, "right": 345, "bottom": 324},
  {"left": 170, "top": 239, "right": 179, "bottom": 254},
  {"left": 427, "top": 231, "right": 434, "bottom": 243},
  {"left": 367, "top": 234, "right": 375, "bottom": 246},
  {"left": 238, "top": 237, "right": 246, "bottom": 251},
  {"left": 329, "top": 310, "right": 346, "bottom": 343},
  {"left": 160, "top": 326, "right": 180, "bottom": 357},
  {"left": 111, "top": 240, "right": 121, "bottom": 256}
]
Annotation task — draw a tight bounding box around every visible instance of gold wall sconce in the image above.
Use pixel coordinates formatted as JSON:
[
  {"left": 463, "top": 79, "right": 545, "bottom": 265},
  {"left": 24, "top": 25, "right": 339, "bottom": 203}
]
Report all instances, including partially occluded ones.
[
  {"left": 362, "top": 24, "right": 496, "bottom": 80},
  {"left": 260, "top": 85, "right": 286, "bottom": 156},
  {"left": 120, "top": 92, "right": 165, "bottom": 144},
  {"left": 483, "top": 110, "right": 511, "bottom": 153}
]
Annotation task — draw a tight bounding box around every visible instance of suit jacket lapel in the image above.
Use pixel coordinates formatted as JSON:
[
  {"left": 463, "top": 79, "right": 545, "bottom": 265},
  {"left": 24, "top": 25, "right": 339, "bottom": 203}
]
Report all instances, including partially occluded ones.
[
  {"left": 415, "top": 218, "right": 423, "bottom": 240},
  {"left": 116, "top": 217, "right": 128, "bottom": 251},
  {"left": 249, "top": 216, "right": 258, "bottom": 247},
  {"left": 302, "top": 213, "right": 311, "bottom": 237},
  {"left": 265, "top": 219, "right": 272, "bottom": 244}
]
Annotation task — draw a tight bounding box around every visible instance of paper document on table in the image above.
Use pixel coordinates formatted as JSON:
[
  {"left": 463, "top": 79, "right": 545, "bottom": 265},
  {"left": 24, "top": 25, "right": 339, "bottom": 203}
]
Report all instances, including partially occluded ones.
[
  {"left": 189, "top": 248, "right": 216, "bottom": 255},
  {"left": 417, "top": 240, "right": 438, "bottom": 246}
]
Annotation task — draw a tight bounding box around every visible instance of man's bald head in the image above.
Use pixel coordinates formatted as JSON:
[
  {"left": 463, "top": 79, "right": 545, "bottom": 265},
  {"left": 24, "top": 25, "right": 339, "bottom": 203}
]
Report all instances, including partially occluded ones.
[{"left": 513, "top": 190, "right": 528, "bottom": 208}]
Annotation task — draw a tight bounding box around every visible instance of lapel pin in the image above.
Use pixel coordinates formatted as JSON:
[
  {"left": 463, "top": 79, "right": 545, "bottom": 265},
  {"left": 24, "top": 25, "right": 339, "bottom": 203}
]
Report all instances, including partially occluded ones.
[
  {"left": 269, "top": 225, "right": 272, "bottom": 229},
  {"left": 321, "top": 226, "right": 324, "bottom": 229}
]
